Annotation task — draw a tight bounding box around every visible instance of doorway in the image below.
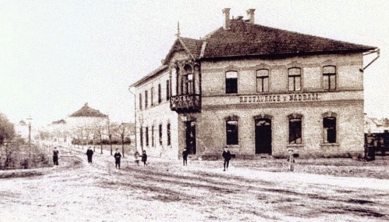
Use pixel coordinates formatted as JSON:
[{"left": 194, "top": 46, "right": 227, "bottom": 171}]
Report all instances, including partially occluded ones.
[
  {"left": 185, "top": 121, "right": 196, "bottom": 155},
  {"left": 255, "top": 118, "right": 272, "bottom": 154}
]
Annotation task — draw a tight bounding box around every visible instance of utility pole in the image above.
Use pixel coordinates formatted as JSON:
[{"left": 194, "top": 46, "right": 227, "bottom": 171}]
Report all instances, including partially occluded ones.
[{"left": 27, "top": 116, "right": 32, "bottom": 158}]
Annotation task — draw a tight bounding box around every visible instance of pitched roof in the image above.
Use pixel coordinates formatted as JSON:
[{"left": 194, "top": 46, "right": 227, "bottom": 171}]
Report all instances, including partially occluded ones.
[
  {"left": 200, "top": 19, "right": 376, "bottom": 59},
  {"left": 171, "top": 19, "right": 376, "bottom": 60},
  {"left": 129, "top": 65, "right": 168, "bottom": 88},
  {"left": 69, "top": 103, "right": 108, "bottom": 118}
]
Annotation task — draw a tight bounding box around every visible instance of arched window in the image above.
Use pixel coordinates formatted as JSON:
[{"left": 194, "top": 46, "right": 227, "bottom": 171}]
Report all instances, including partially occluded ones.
[
  {"left": 288, "top": 114, "right": 302, "bottom": 144},
  {"left": 167, "top": 123, "right": 171, "bottom": 146},
  {"left": 140, "top": 127, "right": 143, "bottom": 148},
  {"left": 182, "top": 64, "right": 194, "bottom": 95},
  {"left": 225, "top": 115, "right": 239, "bottom": 145},
  {"left": 226, "top": 71, "right": 238, "bottom": 94},
  {"left": 322, "top": 112, "right": 337, "bottom": 143},
  {"left": 159, "top": 124, "right": 163, "bottom": 145}
]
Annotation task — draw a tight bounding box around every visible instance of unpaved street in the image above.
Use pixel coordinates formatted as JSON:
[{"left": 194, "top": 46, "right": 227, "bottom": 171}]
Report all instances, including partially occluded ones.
[{"left": 0, "top": 150, "right": 389, "bottom": 222}]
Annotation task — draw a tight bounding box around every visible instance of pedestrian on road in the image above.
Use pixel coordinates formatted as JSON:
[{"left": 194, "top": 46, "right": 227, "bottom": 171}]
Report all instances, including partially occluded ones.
[
  {"left": 222, "top": 147, "right": 232, "bottom": 171},
  {"left": 86, "top": 147, "right": 94, "bottom": 163},
  {"left": 134, "top": 150, "right": 140, "bottom": 166},
  {"left": 141, "top": 150, "right": 148, "bottom": 166},
  {"left": 182, "top": 148, "right": 188, "bottom": 166},
  {"left": 53, "top": 147, "right": 59, "bottom": 166},
  {"left": 287, "top": 148, "right": 295, "bottom": 172},
  {"left": 114, "top": 148, "right": 122, "bottom": 169}
]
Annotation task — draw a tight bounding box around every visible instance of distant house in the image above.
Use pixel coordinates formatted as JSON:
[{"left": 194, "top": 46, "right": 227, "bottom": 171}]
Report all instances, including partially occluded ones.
[{"left": 46, "top": 103, "right": 109, "bottom": 145}]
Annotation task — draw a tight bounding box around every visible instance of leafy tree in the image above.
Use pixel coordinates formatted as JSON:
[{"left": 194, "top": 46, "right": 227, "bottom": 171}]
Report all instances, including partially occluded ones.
[{"left": 0, "top": 113, "right": 15, "bottom": 145}]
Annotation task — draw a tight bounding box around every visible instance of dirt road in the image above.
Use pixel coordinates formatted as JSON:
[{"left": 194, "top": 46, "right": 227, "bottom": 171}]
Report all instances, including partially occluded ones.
[{"left": 0, "top": 150, "right": 388, "bottom": 221}]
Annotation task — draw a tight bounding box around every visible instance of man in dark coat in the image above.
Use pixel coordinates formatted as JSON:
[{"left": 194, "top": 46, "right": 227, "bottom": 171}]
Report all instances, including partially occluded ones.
[
  {"left": 114, "top": 148, "right": 122, "bottom": 169},
  {"left": 53, "top": 147, "right": 59, "bottom": 166},
  {"left": 141, "top": 150, "right": 148, "bottom": 166},
  {"left": 222, "top": 147, "right": 232, "bottom": 171},
  {"left": 182, "top": 148, "right": 188, "bottom": 166},
  {"left": 86, "top": 147, "right": 94, "bottom": 163}
]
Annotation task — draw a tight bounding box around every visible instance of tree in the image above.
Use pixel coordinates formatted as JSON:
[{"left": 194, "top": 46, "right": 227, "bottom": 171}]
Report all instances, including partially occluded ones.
[
  {"left": 0, "top": 113, "right": 15, "bottom": 145},
  {"left": 116, "top": 123, "right": 133, "bottom": 158}
]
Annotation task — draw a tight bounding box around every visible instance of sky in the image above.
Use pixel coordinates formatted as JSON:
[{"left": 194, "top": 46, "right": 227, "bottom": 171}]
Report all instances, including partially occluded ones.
[{"left": 1, "top": 0, "right": 389, "bottom": 126}]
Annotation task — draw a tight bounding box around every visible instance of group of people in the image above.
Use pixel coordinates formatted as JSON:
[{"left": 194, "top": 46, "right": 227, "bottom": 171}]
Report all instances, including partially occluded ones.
[
  {"left": 54, "top": 145, "right": 234, "bottom": 171},
  {"left": 182, "top": 146, "right": 234, "bottom": 171},
  {"left": 88, "top": 147, "right": 148, "bottom": 169}
]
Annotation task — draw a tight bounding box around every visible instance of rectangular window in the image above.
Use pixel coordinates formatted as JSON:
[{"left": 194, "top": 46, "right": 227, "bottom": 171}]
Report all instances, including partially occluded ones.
[
  {"left": 145, "top": 127, "right": 149, "bottom": 146},
  {"left": 145, "top": 90, "right": 148, "bottom": 108},
  {"left": 323, "top": 117, "right": 336, "bottom": 143},
  {"left": 288, "top": 68, "right": 301, "bottom": 91},
  {"left": 140, "top": 127, "right": 143, "bottom": 148},
  {"left": 256, "top": 69, "right": 269, "bottom": 92},
  {"left": 151, "top": 125, "right": 154, "bottom": 147},
  {"left": 139, "top": 93, "right": 142, "bottom": 110},
  {"left": 166, "top": 80, "right": 170, "bottom": 100},
  {"left": 323, "top": 66, "right": 336, "bottom": 90},
  {"left": 151, "top": 87, "right": 154, "bottom": 106},
  {"left": 159, "top": 124, "right": 162, "bottom": 145},
  {"left": 289, "top": 118, "right": 302, "bottom": 144},
  {"left": 183, "top": 74, "right": 194, "bottom": 94},
  {"left": 158, "top": 84, "right": 161, "bottom": 104},
  {"left": 226, "top": 120, "right": 238, "bottom": 145},
  {"left": 167, "top": 123, "right": 171, "bottom": 146},
  {"left": 226, "top": 71, "right": 238, "bottom": 94}
]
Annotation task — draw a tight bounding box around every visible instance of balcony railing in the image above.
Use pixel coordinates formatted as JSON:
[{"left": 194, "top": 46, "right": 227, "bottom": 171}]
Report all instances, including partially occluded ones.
[{"left": 170, "top": 94, "right": 201, "bottom": 113}]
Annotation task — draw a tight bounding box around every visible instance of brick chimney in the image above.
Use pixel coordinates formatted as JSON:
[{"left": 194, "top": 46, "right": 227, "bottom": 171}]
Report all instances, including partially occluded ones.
[
  {"left": 246, "top": 9, "right": 255, "bottom": 24},
  {"left": 222, "top": 8, "right": 231, "bottom": 30}
]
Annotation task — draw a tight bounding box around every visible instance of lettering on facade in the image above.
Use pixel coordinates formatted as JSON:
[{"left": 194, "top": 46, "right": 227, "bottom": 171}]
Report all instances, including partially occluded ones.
[{"left": 239, "top": 93, "right": 319, "bottom": 104}]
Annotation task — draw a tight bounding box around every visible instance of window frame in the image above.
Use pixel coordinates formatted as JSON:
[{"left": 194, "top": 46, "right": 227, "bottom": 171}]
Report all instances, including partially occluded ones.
[
  {"left": 225, "top": 71, "right": 238, "bottom": 94},
  {"left": 159, "top": 124, "right": 163, "bottom": 146},
  {"left": 288, "top": 114, "right": 303, "bottom": 144},
  {"left": 167, "top": 123, "right": 171, "bottom": 146},
  {"left": 323, "top": 65, "right": 336, "bottom": 91},
  {"left": 158, "top": 84, "right": 161, "bottom": 104},
  {"left": 288, "top": 67, "right": 301, "bottom": 92},
  {"left": 225, "top": 115, "right": 239, "bottom": 145},
  {"left": 256, "top": 69, "right": 269, "bottom": 93}
]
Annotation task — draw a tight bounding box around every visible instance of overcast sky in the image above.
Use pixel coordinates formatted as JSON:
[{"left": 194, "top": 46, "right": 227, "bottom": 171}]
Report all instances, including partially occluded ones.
[{"left": 1, "top": 0, "right": 388, "bottom": 126}]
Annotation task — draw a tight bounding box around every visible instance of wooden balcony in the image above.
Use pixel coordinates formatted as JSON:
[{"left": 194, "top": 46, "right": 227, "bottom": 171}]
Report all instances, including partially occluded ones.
[{"left": 170, "top": 94, "right": 201, "bottom": 113}]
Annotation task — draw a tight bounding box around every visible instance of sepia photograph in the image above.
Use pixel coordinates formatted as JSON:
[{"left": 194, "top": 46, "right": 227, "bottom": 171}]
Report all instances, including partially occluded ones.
[{"left": 1, "top": 0, "right": 389, "bottom": 221}]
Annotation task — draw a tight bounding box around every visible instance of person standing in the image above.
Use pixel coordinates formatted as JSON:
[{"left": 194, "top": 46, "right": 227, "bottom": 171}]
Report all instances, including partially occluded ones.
[
  {"left": 141, "top": 150, "right": 148, "bottom": 166},
  {"left": 222, "top": 147, "right": 232, "bottom": 171},
  {"left": 114, "top": 148, "right": 122, "bottom": 169},
  {"left": 287, "top": 148, "right": 295, "bottom": 172},
  {"left": 182, "top": 148, "right": 188, "bottom": 166},
  {"left": 134, "top": 150, "right": 140, "bottom": 166},
  {"left": 86, "top": 147, "right": 94, "bottom": 163},
  {"left": 53, "top": 147, "right": 59, "bottom": 166}
]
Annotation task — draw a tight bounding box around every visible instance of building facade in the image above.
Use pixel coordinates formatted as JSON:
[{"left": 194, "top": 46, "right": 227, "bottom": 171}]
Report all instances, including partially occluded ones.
[{"left": 130, "top": 9, "right": 379, "bottom": 159}]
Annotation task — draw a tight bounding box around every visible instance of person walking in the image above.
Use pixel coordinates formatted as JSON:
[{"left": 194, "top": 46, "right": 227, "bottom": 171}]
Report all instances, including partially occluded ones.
[
  {"left": 182, "top": 148, "right": 188, "bottom": 166},
  {"left": 86, "top": 147, "right": 94, "bottom": 163},
  {"left": 53, "top": 147, "right": 59, "bottom": 166},
  {"left": 222, "top": 147, "right": 232, "bottom": 171},
  {"left": 141, "top": 150, "right": 148, "bottom": 166},
  {"left": 134, "top": 150, "right": 140, "bottom": 166},
  {"left": 114, "top": 148, "right": 122, "bottom": 169}
]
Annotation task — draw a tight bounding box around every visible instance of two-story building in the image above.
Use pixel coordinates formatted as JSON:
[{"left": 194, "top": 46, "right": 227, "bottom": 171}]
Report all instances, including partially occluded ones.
[{"left": 129, "top": 8, "right": 379, "bottom": 159}]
